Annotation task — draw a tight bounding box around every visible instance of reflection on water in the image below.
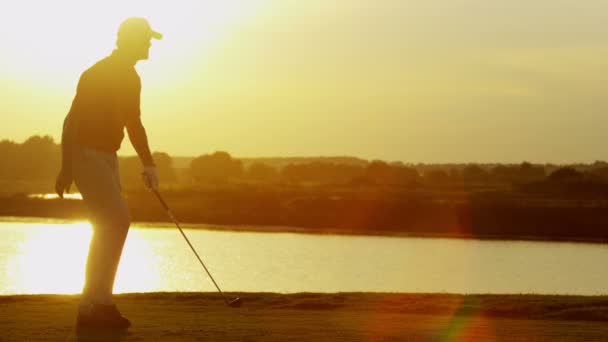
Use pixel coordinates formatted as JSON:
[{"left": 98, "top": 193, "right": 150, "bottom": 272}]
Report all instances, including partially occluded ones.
[
  {"left": 0, "top": 221, "right": 166, "bottom": 295},
  {"left": 28, "top": 193, "right": 83, "bottom": 200},
  {"left": 1, "top": 219, "right": 608, "bottom": 295},
  {"left": 4, "top": 222, "right": 90, "bottom": 294}
]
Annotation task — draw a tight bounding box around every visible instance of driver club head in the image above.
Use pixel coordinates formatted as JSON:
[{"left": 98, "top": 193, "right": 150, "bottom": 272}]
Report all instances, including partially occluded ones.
[{"left": 228, "top": 297, "right": 242, "bottom": 308}]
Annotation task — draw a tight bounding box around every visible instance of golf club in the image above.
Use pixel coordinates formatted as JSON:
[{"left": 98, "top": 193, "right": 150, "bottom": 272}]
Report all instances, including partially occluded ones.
[{"left": 150, "top": 188, "right": 242, "bottom": 308}]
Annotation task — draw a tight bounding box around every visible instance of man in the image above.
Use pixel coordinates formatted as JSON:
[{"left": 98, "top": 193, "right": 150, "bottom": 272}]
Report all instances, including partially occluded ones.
[{"left": 55, "top": 17, "right": 162, "bottom": 329}]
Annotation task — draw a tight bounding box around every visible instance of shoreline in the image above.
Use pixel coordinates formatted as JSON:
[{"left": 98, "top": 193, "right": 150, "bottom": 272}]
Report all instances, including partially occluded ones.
[
  {"left": 3, "top": 215, "right": 608, "bottom": 245},
  {"left": 4, "top": 191, "right": 608, "bottom": 244}
]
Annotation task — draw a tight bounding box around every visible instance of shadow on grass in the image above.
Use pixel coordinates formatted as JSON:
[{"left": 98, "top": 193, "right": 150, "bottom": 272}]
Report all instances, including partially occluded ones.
[{"left": 75, "top": 326, "right": 128, "bottom": 342}]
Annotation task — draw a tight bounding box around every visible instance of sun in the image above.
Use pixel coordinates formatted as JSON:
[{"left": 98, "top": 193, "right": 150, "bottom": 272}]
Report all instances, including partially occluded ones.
[{"left": 0, "top": 0, "right": 264, "bottom": 89}]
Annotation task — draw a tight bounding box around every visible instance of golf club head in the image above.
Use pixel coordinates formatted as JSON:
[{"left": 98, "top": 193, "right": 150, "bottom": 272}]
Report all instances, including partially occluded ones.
[{"left": 228, "top": 297, "right": 242, "bottom": 308}]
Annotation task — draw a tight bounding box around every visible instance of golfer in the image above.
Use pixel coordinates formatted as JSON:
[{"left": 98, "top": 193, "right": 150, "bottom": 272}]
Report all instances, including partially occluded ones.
[{"left": 55, "top": 17, "right": 162, "bottom": 329}]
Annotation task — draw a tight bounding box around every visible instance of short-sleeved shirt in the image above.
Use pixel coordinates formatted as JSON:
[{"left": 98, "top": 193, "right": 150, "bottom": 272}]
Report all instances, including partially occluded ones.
[{"left": 69, "top": 50, "right": 141, "bottom": 152}]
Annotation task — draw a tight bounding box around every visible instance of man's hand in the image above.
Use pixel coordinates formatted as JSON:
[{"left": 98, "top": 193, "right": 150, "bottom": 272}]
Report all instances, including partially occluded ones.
[
  {"left": 55, "top": 168, "right": 73, "bottom": 199},
  {"left": 142, "top": 166, "right": 159, "bottom": 191}
]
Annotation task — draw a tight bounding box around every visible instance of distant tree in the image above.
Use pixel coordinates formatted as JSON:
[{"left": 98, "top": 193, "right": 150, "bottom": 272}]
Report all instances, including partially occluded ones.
[
  {"left": 366, "top": 160, "right": 391, "bottom": 183},
  {"left": 490, "top": 162, "right": 545, "bottom": 184},
  {"left": 389, "top": 165, "right": 419, "bottom": 185},
  {"left": 189, "top": 151, "right": 243, "bottom": 183},
  {"left": 490, "top": 165, "right": 511, "bottom": 181},
  {"left": 119, "top": 152, "right": 177, "bottom": 189},
  {"left": 0, "top": 135, "right": 60, "bottom": 181},
  {"left": 424, "top": 169, "right": 450, "bottom": 184},
  {"left": 118, "top": 156, "right": 141, "bottom": 188},
  {"left": 548, "top": 167, "right": 584, "bottom": 183},
  {"left": 0, "top": 139, "right": 20, "bottom": 179},
  {"left": 332, "top": 163, "right": 366, "bottom": 184},
  {"left": 246, "top": 162, "right": 279, "bottom": 182},
  {"left": 153, "top": 152, "right": 177, "bottom": 183},
  {"left": 365, "top": 160, "right": 418, "bottom": 185},
  {"left": 518, "top": 162, "right": 545, "bottom": 182},
  {"left": 587, "top": 167, "right": 608, "bottom": 182},
  {"left": 461, "top": 164, "right": 488, "bottom": 183},
  {"left": 280, "top": 162, "right": 365, "bottom": 185},
  {"left": 591, "top": 160, "right": 608, "bottom": 169}
]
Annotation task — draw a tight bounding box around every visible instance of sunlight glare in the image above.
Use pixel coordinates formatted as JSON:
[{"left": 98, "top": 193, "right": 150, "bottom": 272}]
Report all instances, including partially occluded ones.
[
  {"left": 113, "top": 227, "right": 164, "bottom": 293},
  {"left": 0, "top": 0, "right": 266, "bottom": 89},
  {"left": 4, "top": 222, "right": 170, "bottom": 294},
  {"left": 6, "top": 222, "right": 91, "bottom": 294}
]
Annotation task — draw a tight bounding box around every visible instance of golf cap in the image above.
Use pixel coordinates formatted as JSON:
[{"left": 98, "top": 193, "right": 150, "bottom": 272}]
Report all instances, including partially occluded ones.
[{"left": 118, "top": 17, "right": 162, "bottom": 40}]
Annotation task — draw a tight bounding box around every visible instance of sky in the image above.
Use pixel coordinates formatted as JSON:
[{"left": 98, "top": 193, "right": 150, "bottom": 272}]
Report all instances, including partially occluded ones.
[{"left": 0, "top": 0, "right": 607, "bottom": 163}]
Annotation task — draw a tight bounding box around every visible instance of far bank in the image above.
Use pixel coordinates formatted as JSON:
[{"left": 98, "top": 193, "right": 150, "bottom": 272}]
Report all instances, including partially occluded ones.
[{"left": 1, "top": 187, "right": 608, "bottom": 243}]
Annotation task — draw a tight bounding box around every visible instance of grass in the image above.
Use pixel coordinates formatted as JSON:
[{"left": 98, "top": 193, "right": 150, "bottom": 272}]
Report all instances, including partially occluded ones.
[{"left": 2, "top": 293, "right": 608, "bottom": 341}]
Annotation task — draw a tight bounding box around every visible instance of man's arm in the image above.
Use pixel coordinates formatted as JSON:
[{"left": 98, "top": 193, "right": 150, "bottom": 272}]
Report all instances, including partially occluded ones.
[
  {"left": 126, "top": 116, "right": 155, "bottom": 167},
  {"left": 59, "top": 71, "right": 89, "bottom": 176},
  {"left": 55, "top": 112, "right": 77, "bottom": 197},
  {"left": 61, "top": 113, "right": 75, "bottom": 168},
  {"left": 56, "top": 70, "right": 87, "bottom": 198},
  {"left": 127, "top": 117, "right": 159, "bottom": 190}
]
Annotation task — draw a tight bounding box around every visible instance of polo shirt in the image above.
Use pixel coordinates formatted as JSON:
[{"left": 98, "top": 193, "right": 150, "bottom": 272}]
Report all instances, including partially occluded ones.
[{"left": 69, "top": 50, "right": 141, "bottom": 152}]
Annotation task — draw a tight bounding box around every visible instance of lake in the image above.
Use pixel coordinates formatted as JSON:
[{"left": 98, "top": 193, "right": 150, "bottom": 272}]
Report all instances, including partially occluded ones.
[{"left": 0, "top": 218, "right": 607, "bottom": 295}]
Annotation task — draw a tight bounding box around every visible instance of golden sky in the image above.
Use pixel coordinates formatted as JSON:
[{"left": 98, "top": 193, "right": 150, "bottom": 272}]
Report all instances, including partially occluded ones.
[{"left": 1, "top": 0, "right": 607, "bottom": 163}]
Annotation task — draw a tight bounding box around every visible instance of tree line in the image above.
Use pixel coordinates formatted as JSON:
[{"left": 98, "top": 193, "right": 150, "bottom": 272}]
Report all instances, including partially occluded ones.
[{"left": 1, "top": 135, "right": 606, "bottom": 192}]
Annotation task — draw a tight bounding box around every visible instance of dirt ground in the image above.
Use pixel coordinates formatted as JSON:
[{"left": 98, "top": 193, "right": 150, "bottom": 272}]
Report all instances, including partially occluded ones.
[{"left": 1, "top": 293, "right": 608, "bottom": 341}]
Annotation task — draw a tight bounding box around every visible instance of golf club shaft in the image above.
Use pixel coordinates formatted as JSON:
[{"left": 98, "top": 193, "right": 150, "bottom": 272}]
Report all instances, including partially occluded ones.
[{"left": 152, "top": 190, "right": 231, "bottom": 305}]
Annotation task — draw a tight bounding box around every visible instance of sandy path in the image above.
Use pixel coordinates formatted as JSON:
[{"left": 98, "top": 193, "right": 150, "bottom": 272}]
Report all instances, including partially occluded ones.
[{"left": 1, "top": 293, "right": 607, "bottom": 341}]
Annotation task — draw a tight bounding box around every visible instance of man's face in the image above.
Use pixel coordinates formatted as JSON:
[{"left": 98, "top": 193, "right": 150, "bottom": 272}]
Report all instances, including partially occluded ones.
[
  {"left": 134, "top": 38, "right": 152, "bottom": 61},
  {"left": 120, "top": 35, "right": 152, "bottom": 61}
]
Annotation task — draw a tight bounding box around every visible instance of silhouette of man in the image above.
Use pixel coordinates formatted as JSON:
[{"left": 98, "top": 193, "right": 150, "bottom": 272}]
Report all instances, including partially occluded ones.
[{"left": 55, "top": 17, "right": 162, "bottom": 330}]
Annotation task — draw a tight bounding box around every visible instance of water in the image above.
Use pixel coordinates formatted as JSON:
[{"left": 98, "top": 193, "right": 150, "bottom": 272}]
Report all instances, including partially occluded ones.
[{"left": 0, "top": 218, "right": 607, "bottom": 295}]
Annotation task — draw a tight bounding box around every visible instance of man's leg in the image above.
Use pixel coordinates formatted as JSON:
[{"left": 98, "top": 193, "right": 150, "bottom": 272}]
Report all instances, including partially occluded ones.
[
  {"left": 72, "top": 146, "right": 131, "bottom": 306},
  {"left": 82, "top": 204, "right": 130, "bottom": 305}
]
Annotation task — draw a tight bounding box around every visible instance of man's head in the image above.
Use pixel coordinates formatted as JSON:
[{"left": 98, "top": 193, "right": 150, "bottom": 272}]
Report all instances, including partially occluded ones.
[{"left": 116, "top": 17, "right": 162, "bottom": 61}]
